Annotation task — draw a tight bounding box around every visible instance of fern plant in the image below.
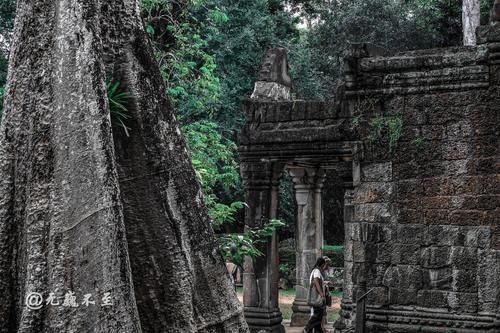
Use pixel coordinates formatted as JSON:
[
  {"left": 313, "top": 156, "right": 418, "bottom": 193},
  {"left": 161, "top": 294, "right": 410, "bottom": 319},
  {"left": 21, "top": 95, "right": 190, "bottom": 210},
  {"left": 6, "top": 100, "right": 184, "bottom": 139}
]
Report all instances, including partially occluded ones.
[{"left": 106, "top": 79, "right": 131, "bottom": 137}]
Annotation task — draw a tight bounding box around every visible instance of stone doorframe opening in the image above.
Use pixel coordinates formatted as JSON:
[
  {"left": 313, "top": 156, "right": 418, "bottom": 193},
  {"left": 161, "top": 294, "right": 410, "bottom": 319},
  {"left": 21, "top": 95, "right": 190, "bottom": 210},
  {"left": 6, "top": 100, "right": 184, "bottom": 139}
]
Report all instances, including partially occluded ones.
[{"left": 240, "top": 146, "right": 361, "bottom": 332}]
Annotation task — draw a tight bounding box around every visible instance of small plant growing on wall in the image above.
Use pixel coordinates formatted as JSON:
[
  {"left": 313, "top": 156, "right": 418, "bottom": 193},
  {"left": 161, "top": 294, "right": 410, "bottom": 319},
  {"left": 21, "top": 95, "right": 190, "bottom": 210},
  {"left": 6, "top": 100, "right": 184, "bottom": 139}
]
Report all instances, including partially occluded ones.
[
  {"left": 350, "top": 96, "right": 403, "bottom": 152},
  {"left": 366, "top": 115, "right": 403, "bottom": 152},
  {"left": 411, "top": 137, "right": 428, "bottom": 149}
]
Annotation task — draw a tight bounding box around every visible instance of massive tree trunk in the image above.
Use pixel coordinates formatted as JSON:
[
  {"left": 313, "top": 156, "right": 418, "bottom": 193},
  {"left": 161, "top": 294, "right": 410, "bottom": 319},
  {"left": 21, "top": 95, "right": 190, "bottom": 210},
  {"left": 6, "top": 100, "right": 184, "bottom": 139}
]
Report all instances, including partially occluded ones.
[
  {"left": 0, "top": 1, "right": 248, "bottom": 332},
  {"left": 463, "top": 0, "right": 480, "bottom": 45}
]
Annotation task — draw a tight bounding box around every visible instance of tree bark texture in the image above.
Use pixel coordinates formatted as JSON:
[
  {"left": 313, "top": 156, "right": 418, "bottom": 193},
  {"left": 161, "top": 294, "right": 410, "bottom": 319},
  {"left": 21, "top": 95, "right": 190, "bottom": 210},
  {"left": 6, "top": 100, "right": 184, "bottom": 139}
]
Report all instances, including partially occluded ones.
[
  {"left": 0, "top": 1, "right": 248, "bottom": 332},
  {"left": 463, "top": 0, "right": 481, "bottom": 45}
]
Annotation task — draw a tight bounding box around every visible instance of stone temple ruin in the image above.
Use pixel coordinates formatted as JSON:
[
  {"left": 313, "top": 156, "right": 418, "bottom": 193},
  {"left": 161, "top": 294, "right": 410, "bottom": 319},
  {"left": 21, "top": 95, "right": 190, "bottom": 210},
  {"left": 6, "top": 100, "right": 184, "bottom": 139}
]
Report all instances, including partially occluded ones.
[{"left": 239, "top": 24, "right": 500, "bottom": 333}]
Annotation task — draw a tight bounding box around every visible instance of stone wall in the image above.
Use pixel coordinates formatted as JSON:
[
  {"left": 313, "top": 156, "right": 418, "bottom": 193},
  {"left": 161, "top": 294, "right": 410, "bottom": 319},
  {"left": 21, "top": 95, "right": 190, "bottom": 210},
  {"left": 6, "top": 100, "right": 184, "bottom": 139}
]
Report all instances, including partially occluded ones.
[{"left": 339, "top": 28, "right": 500, "bottom": 332}]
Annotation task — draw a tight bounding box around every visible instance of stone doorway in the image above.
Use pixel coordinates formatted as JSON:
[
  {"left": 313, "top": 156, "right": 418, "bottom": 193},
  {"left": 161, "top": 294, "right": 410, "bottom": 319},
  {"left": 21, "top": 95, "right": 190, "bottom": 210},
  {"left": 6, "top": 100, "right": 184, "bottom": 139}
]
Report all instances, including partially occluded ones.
[{"left": 239, "top": 158, "right": 357, "bottom": 332}]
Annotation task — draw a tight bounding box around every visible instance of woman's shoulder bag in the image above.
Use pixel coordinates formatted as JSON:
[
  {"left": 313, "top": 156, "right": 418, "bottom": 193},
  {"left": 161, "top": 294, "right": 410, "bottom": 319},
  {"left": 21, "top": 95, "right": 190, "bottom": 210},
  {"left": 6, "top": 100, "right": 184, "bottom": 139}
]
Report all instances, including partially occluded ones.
[{"left": 306, "top": 269, "right": 325, "bottom": 307}]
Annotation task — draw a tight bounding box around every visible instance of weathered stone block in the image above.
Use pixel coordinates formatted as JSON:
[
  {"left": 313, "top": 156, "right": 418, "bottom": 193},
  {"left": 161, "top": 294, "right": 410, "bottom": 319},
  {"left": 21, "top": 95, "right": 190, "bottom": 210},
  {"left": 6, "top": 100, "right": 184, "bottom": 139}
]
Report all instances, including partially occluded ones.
[
  {"left": 348, "top": 222, "right": 361, "bottom": 241},
  {"left": 450, "top": 176, "right": 479, "bottom": 195},
  {"left": 375, "top": 243, "right": 394, "bottom": 264},
  {"left": 441, "top": 160, "right": 469, "bottom": 176},
  {"left": 477, "top": 250, "right": 500, "bottom": 311},
  {"left": 396, "top": 224, "right": 424, "bottom": 244},
  {"left": 421, "top": 246, "right": 452, "bottom": 268},
  {"left": 398, "top": 208, "right": 424, "bottom": 224},
  {"left": 344, "top": 204, "right": 354, "bottom": 223},
  {"left": 422, "top": 124, "right": 446, "bottom": 140},
  {"left": 422, "top": 267, "right": 452, "bottom": 290},
  {"left": 382, "top": 265, "right": 422, "bottom": 289},
  {"left": 343, "top": 261, "right": 354, "bottom": 300},
  {"left": 402, "top": 107, "right": 427, "bottom": 125},
  {"left": 344, "top": 240, "right": 353, "bottom": 262},
  {"left": 450, "top": 246, "right": 478, "bottom": 270},
  {"left": 392, "top": 161, "right": 422, "bottom": 179},
  {"left": 353, "top": 182, "right": 393, "bottom": 204},
  {"left": 473, "top": 157, "right": 499, "bottom": 175},
  {"left": 353, "top": 203, "right": 391, "bottom": 223},
  {"left": 449, "top": 210, "right": 485, "bottom": 226},
  {"left": 446, "top": 120, "right": 473, "bottom": 139},
  {"left": 423, "top": 177, "right": 452, "bottom": 196},
  {"left": 391, "top": 244, "right": 421, "bottom": 265},
  {"left": 423, "top": 209, "right": 449, "bottom": 225},
  {"left": 451, "top": 269, "right": 477, "bottom": 292},
  {"left": 275, "top": 104, "right": 292, "bottom": 122},
  {"left": 474, "top": 135, "right": 499, "bottom": 157},
  {"left": 367, "top": 263, "right": 391, "bottom": 286},
  {"left": 477, "top": 175, "right": 500, "bottom": 194},
  {"left": 365, "top": 242, "right": 378, "bottom": 263},
  {"left": 395, "top": 179, "right": 423, "bottom": 200},
  {"left": 352, "top": 241, "right": 365, "bottom": 262},
  {"left": 290, "top": 103, "right": 306, "bottom": 121},
  {"left": 388, "top": 288, "right": 417, "bottom": 305},
  {"left": 476, "top": 195, "right": 500, "bottom": 210},
  {"left": 447, "top": 292, "right": 478, "bottom": 313},
  {"left": 360, "top": 162, "right": 392, "bottom": 182},
  {"left": 425, "top": 225, "right": 459, "bottom": 246},
  {"left": 421, "top": 196, "right": 451, "bottom": 209},
  {"left": 366, "top": 286, "right": 389, "bottom": 305},
  {"left": 459, "top": 227, "right": 491, "bottom": 248},
  {"left": 416, "top": 290, "right": 448, "bottom": 308}
]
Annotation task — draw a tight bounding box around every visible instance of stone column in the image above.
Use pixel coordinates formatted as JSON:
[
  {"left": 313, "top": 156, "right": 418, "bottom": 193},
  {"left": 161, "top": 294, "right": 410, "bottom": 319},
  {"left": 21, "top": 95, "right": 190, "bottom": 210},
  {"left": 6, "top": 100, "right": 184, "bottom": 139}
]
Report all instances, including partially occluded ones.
[
  {"left": 334, "top": 189, "right": 355, "bottom": 331},
  {"left": 289, "top": 166, "right": 326, "bottom": 326},
  {"left": 241, "top": 162, "right": 285, "bottom": 333}
]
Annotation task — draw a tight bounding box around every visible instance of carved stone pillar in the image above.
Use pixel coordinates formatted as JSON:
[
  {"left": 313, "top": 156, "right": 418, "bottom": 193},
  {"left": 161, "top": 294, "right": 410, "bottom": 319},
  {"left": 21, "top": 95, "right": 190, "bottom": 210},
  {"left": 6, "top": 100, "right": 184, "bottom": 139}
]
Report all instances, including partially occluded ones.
[
  {"left": 289, "top": 166, "right": 326, "bottom": 326},
  {"left": 241, "top": 162, "right": 285, "bottom": 333}
]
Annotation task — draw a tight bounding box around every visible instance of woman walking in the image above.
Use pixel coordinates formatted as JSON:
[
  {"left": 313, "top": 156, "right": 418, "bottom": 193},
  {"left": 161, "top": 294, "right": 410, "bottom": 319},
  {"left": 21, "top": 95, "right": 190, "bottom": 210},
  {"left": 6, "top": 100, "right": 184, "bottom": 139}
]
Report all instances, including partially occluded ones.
[{"left": 304, "top": 256, "right": 332, "bottom": 333}]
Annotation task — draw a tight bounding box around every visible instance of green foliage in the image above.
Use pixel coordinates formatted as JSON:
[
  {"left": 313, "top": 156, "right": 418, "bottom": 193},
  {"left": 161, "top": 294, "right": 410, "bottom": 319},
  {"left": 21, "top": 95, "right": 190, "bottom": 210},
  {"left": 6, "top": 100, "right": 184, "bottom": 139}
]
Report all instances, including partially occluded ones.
[
  {"left": 293, "top": 0, "right": 495, "bottom": 97},
  {"left": 143, "top": 1, "right": 246, "bottom": 231},
  {"left": 106, "top": 79, "right": 131, "bottom": 137},
  {"left": 277, "top": 175, "right": 296, "bottom": 238},
  {"left": 204, "top": 0, "right": 300, "bottom": 131},
  {"left": 279, "top": 263, "right": 290, "bottom": 277},
  {"left": 351, "top": 115, "right": 362, "bottom": 129},
  {"left": 288, "top": 33, "right": 331, "bottom": 100},
  {"left": 0, "top": 54, "right": 7, "bottom": 87},
  {"left": 322, "top": 245, "right": 344, "bottom": 252},
  {"left": 182, "top": 120, "right": 243, "bottom": 229},
  {"left": 144, "top": 0, "right": 226, "bottom": 124},
  {"left": 159, "top": 25, "right": 221, "bottom": 123},
  {"left": 367, "top": 115, "right": 403, "bottom": 151},
  {"left": 411, "top": 137, "right": 429, "bottom": 148},
  {"left": 0, "top": 0, "right": 14, "bottom": 117},
  {"left": 322, "top": 244, "right": 345, "bottom": 267},
  {"left": 0, "top": 0, "right": 15, "bottom": 43},
  {"left": 303, "top": 0, "right": 428, "bottom": 84},
  {"left": 218, "top": 219, "right": 285, "bottom": 267}
]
